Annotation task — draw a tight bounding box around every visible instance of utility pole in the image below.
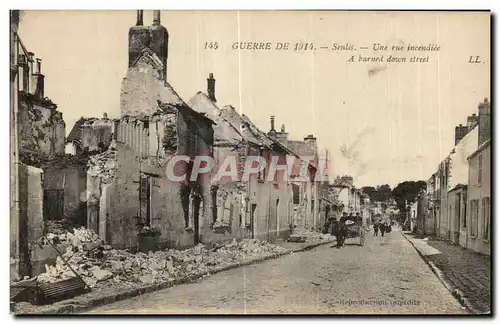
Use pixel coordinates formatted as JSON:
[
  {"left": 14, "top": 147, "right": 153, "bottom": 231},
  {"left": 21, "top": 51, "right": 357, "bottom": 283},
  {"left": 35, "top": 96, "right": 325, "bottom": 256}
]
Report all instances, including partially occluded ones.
[{"left": 10, "top": 10, "right": 21, "bottom": 277}]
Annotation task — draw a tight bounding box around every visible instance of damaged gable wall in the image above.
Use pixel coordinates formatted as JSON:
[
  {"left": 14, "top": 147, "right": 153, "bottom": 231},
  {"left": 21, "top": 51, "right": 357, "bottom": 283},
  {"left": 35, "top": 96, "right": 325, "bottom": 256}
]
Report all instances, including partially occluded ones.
[{"left": 120, "top": 56, "right": 183, "bottom": 118}]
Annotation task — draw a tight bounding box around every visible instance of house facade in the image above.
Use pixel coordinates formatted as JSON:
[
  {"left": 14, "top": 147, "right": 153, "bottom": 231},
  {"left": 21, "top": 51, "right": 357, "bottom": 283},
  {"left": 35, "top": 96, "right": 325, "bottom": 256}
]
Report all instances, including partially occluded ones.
[
  {"left": 415, "top": 97, "right": 490, "bottom": 257},
  {"left": 11, "top": 15, "right": 71, "bottom": 278},
  {"left": 466, "top": 140, "right": 490, "bottom": 255},
  {"left": 464, "top": 98, "right": 491, "bottom": 255}
]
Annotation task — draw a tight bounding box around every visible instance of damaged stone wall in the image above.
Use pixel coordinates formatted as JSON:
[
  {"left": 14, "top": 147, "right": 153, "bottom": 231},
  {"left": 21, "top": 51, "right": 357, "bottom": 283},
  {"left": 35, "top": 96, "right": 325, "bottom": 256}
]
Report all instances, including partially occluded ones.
[
  {"left": 99, "top": 143, "right": 194, "bottom": 250},
  {"left": 198, "top": 143, "right": 253, "bottom": 247},
  {"left": 117, "top": 112, "right": 179, "bottom": 159},
  {"left": 18, "top": 94, "right": 65, "bottom": 161},
  {"left": 244, "top": 146, "right": 271, "bottom": 242},
  {"left": 120, "top": 58, "right": 184, "bottom": 118},
  {"left": 13, "top": 164, "right": 44, "bottom": 279}
]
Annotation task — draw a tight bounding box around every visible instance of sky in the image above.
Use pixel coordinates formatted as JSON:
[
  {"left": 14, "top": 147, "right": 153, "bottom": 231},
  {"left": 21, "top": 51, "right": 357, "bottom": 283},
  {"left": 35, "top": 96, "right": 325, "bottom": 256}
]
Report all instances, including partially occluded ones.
[{"left": 17, "top": 10, "right": 490, "bottom": 187}]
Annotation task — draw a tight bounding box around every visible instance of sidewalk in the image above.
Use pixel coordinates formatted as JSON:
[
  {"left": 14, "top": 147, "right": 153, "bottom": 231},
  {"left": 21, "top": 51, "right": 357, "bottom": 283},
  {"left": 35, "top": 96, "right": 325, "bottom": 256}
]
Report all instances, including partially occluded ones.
[
  {"left": 12, "top": 234, "right": 334, "bottom": 315},
  {"left": 402, "top": 232, "right": 491, "bottom": 314}
]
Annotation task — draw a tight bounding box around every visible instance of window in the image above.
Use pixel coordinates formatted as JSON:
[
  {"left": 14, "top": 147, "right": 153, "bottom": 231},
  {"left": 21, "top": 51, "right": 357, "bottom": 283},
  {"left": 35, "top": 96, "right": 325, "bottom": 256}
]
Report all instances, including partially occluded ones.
[
  {"left": 139, "top": 174, "right": 152, "bottom": 227},
  {"left": 478, "top": 155, "right": 483, "bottom": 185},
  {"left": 222, "top": 199, "right": 232, "bottom": 224},
  {"left": 240, "top": 194, "right": 247, "bottom": 228},
  {"left": 482, "top": 197, "right": 490, "bottom": 241},
  {"left": 470, "top": 199, "right": 479, "bottom": 237}
]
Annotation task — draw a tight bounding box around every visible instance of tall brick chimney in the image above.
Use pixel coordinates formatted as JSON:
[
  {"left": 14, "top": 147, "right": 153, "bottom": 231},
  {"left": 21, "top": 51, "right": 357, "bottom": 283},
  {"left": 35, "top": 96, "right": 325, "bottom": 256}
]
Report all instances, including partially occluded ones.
[
  {"left": 207, "top": 73, "right": 216, "bottom": 102},
  {"left": 17, "top": 54, "right": 28, "bottom": 92},
  {"left": 34, "top": 58, "right": 45, "bottom": 99},
  {"left": 454, "top": 124, "right": 468, "bottom": 145},
  {"left": 478, "top": 97, "right": 491, "bottom": 146},
  {"left": 136, "top": 10, "right": 143, "bottom": 26},
  {"left": 27, "top": 52, "right": 35, "bottom": 94},
  {"left": 128, "top": 10, "right": 151, "bottom": 68},
  {"left": 150, "top": 10, "right": 169, "bottom": 81},
  {"left": 268, "top": 116, "right": 277, "bottom": 138}
]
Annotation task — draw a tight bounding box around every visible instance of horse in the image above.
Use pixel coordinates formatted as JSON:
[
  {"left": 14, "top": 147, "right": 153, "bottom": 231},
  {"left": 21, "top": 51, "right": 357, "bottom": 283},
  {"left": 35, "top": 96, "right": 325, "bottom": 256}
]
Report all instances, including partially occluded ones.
[{"left": 331, "top": 219, "right": 347, "bottom": 248}]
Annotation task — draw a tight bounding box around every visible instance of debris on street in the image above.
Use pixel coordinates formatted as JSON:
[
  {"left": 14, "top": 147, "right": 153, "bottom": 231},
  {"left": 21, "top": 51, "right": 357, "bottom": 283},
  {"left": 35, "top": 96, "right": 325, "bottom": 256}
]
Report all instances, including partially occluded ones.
[
  {"left": 289, "top": 228, "right": 334, "bottom": 243},
  {"left": 35, "top": 233, "right": 289, "bottom": 291}
]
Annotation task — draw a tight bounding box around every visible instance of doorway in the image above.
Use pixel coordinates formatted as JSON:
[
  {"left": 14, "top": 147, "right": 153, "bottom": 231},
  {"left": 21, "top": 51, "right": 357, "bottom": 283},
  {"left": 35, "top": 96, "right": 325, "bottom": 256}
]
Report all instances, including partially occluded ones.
[
  {"left": 193, "top": 195, "right": 201, "bottom": 245},
  {"left": 250, "top": 203, "right": 257, "bottom": 239},
  {"left": 43, "top": 189, "right": 64, "bottom": 221}
]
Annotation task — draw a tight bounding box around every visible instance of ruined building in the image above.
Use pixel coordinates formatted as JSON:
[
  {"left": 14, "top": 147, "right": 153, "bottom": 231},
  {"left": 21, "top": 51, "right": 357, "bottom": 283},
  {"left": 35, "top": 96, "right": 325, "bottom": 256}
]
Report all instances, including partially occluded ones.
[
  {"left": 11, "top": 12, "right": 72, "bottom": 277},
  {"left": 88, "top": 10, "right": 215, "bottom": 250},
  {"left": 66, "top": 113, "right": 118, "bottom": 155},
  {"left": 268, "top": 118, "right": 321, "bottom": 230},
  {"left": 190, "top": 75, "right": 295, "bottom": 243},
  {"left": 17, "top": 48, "right": 65, "bottom": 165}
]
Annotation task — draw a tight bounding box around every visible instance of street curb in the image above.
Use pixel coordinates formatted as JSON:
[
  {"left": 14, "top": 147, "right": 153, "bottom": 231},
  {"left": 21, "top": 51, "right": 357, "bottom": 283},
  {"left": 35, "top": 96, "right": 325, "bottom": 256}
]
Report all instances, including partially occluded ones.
[
  {"left": 14, "top": 239, "right": 333, "bottom": 315},
  {"left": 400, "top": 232, "right": 484, "bottom": 315}
]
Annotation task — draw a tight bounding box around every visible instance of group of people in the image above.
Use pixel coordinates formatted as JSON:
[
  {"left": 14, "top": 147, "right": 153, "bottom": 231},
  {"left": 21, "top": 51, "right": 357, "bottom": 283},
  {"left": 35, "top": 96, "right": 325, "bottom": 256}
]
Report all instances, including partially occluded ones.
[
  {"left": 323, "top": 212, "right": 394, "bottom": 248},
  {"left": 373, "top": 218, "right": 392, "bottom": 236},
  {"left": 324, "top": 212, "right": 363, "bottom": 249}
]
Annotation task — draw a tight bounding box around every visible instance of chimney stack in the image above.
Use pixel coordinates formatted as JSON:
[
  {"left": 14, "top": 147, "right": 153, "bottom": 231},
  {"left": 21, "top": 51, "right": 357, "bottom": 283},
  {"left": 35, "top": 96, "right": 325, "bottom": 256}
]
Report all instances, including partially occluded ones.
[
  {"left": 136, "top": 10, "right": 144, "bottom": 26},
  {"left": 18, "top": 54, "right": 28, "bottom": 92},
  {"left": 27, "top": 52, "right": 34, "bottom": 74},
  {"left": 103, "top": 112, "right": 108, "bottom": 119},
  {"left": 153, "top": 10, "right": 161, "bottom": 25},
  {"left": 304, "top": 134, "right": 318, "bottom": 158},
  {"left": 34, "top": 73, "right": 45, "bottom": 99},
  {"left": 270, "top": 116, "right": 276, "bottom": 131},
  {"left": 275, "top": 124, "right": 289, "bottom": 146},
  {"left": 467, "top": 113, "right": 478, "bottom": 130},
  {"left": 36, "top": 58, "right": 41, "bottom": 74},
  {"left": 207, "top": 73, "right": 216, "bottom": 102},
  {"left": 454, "top": 124, "right": 468, "bottom": 145},
  {"left": 478, "top": 97, "right": 491, "bottom": 146}
]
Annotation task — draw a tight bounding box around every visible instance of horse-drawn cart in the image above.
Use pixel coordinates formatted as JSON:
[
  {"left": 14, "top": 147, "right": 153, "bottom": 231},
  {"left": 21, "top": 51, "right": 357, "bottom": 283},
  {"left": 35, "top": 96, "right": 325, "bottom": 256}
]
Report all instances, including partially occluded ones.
[{"left": 343, "top": 215, "right": 366, "bottom": 246}]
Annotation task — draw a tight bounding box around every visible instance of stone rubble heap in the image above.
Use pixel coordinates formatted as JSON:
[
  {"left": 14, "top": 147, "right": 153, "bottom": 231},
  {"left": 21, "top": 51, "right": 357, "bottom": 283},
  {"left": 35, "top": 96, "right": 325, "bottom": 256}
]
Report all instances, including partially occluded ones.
[
  {"left": 37, "top": 226, "right": 102, "bottom": 249},
  {"left": 87, "top": 148, "right": 117, "bottom": 185},
  {"left": 36, "top": 232, "right": 288, "bottom": 290},
  {"left": 291, "top": 227, "right": 334, "bottom": 242}
]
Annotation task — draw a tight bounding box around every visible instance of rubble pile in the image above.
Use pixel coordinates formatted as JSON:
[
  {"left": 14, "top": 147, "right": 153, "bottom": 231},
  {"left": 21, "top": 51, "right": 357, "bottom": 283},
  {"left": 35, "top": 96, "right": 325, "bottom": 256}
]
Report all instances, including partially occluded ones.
[
  {"left": 37, "top": 227, "right": 102, "bottom": 248},
  {"left": 44, "top": 220, "right": 68, "bottom": 235},
  {"left": 87, "top": 148, "right": 117, "bottom": 184},
  {"left": 291, "top": 227, "right": 334, "bottom": 243},
  {"left": 35, "top": 236, "right": 288, "bottom": 290}
]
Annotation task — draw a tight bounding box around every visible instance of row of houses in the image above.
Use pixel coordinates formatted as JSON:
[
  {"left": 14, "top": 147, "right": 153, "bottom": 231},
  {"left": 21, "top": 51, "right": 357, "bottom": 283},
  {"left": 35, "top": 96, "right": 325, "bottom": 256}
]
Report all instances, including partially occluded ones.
[
  {"left": 10, "top": 10, "right": 334, "bottom": 278},
  {"left": 412, "top": 98, "right": 491, "bottom": 256}
]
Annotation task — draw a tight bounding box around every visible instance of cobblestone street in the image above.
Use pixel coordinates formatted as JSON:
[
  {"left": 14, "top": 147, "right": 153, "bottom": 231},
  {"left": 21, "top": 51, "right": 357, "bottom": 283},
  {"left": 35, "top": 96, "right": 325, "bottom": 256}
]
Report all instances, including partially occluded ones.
[
  {"left": 426, "top": 239, "right": 491, "bottom": 313},
  {"left": 85, "top": 229, "right": 468, "bottom": 315}
]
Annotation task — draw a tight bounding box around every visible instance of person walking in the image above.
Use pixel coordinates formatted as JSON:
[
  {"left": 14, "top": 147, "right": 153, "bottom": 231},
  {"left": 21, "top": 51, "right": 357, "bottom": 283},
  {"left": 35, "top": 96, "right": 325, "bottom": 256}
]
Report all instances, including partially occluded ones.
[
  {"left": 336, "top": 213, "right": 348, "bottom": 248},
  {"left": 373, "top": 218, "right": 380, "bottom": 236},
  {"left": 380, "top": 220, "right": 386, "bottom": 236}
]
